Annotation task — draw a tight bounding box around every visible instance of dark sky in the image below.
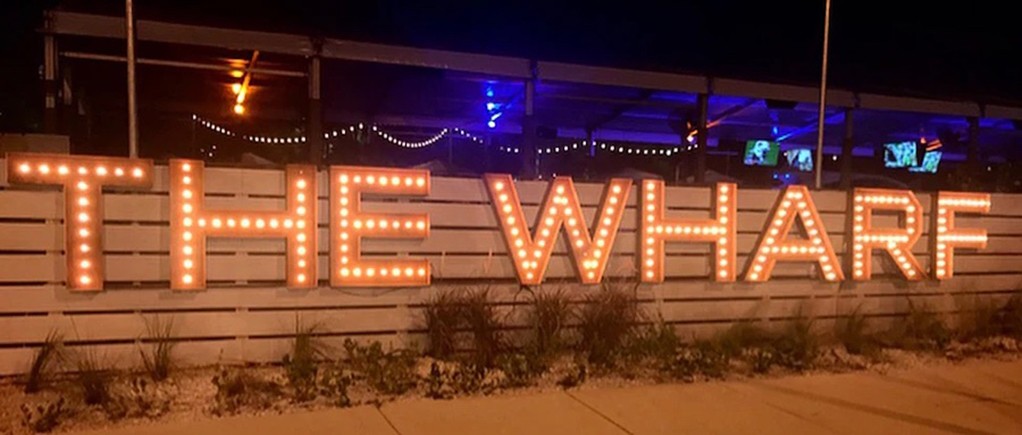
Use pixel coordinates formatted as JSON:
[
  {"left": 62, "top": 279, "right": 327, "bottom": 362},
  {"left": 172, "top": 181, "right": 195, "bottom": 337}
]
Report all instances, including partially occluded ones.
[{"left": 3, "top": 1, "right": 1021, "bottom": 131}]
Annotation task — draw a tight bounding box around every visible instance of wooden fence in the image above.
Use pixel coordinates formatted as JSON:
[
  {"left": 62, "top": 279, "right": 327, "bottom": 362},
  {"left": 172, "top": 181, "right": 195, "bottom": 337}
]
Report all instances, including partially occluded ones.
[{"left": 1, "top": 161, "right": 1021, "bottom": 375}]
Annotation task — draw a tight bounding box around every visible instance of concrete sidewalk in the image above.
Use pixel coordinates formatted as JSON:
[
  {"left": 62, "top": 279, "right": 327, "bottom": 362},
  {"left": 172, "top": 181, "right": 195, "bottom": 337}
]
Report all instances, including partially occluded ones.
[{"left": 74, "top": 359, "right": 1022, "bottom": 435}]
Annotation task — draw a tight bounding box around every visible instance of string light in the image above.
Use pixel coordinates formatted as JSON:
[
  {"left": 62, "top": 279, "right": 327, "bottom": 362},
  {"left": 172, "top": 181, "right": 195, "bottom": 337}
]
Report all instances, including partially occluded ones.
[
  {"left": 850, "top": 189, "right": 925, "bottom": 281},
  {"left": 6, "top": 153, "right": 153, "bottom": 291},
  {"left": 498, "top": 140, "right": 688, "bottom": 157},
  {"left": 170, "top": 159, "right": 316, "bottom": 290},
  {"left": 641, "top": 181, "right": 737, "bottom": 282},
  {"left": 933, "top": 192, "right": 990, "bottom": 280},
  {"left": 485, "top": 174, "right": 632, "bottom": 284},
  {"left": 331, "top": 166, "right": 430, "bottom": 287},
  {"left": 372, "top": 126, "right": 448, "bottom": 149},
  {"left": 745, "top": 185, "right": 843, "bottom": 282}
]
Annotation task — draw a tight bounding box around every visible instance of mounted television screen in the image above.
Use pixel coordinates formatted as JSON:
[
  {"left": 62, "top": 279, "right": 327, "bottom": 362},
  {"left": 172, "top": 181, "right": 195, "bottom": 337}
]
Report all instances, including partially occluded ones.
[
  {"left": 883, "top": 141, "right": 919, "bottom": 168},
  {"left": 909, "top": 151, "right": 943, "bottom": 173},
  {"left": 784, "top": 148, "right": 814, "bottom": 172},
  {"left": 744, "top": 140, "right": 780, "bottom": 166}
]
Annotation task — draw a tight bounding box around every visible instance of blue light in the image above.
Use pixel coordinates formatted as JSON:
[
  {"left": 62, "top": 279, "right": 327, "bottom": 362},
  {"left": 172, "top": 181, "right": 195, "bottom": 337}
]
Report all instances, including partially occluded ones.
[
  {"left": 772, "top": 125, "right": 779, "bottom": 136},
  {"left": 487, "top": 120, "right": 496, "bottom": 129},
  {"left": 485, "top": 88, "right": 494, "bottom": 98},
  {"left": 490, "top": 112, "right": 503, "bottom": 121},
  {"left": 486, "top": 102, "right": 497, "bottom": 111}
]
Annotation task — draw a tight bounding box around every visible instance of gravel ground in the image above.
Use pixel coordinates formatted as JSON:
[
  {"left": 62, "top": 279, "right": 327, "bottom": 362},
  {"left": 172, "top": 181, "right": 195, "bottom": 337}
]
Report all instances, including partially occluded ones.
[{"left": 1, "top": 338, "right": 1018, "bottom": 434}]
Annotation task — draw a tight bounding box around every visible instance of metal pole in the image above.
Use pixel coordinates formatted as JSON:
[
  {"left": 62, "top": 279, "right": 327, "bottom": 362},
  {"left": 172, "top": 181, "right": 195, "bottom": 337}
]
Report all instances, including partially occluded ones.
[
  {"left": 308, "top": 55, "right": 323, "bottom": 165},
  {"left": 521, "top": 78, "right": 538, "bottom": 179},
  {"left": 126, "top": 0, "right": 138, "bottom": 158},
  {"left": 695, "top": 93, "right": 709, "bottom": 184},
  {"left": 814, "top": 0, "right": 831, "bottom": 190}
]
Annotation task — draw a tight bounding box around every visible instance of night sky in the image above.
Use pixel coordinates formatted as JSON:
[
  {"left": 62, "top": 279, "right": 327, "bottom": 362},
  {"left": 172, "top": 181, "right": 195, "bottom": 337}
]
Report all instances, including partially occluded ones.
[{"left": 2, "top": 1, "right": 1021, "bottom": 132}]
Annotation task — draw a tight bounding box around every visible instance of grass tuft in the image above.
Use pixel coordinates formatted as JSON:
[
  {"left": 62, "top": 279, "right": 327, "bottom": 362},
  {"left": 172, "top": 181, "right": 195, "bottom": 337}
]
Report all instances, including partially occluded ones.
[
  {"left": 577, "top": 281, "right": 641, "bottom": 366},
  {"left": 24, "top": 330, "right": 63, "bottom": 394},
  {"left": 139, "top": 315, "right": 176, "bottom": 381}
]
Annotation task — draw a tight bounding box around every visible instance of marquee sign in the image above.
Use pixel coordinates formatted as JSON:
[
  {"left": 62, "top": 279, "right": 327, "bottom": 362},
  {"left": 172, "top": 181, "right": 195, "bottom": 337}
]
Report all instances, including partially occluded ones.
[{"left": 4, "top": 153, "right": 992, "bottom": 291}]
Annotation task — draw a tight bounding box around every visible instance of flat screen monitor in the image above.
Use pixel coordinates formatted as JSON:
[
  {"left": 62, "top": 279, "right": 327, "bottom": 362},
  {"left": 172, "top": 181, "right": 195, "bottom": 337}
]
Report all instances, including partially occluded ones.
[
  {"left": 884, "top": 141, "right": 919, "bottom": 168},
  {"left": 909, "top": 151, "right": 943, "bottom": 173},
  {"left": 744, "top": 140, "right": 780, "bottom": 166},
  {"left": 784, "top": 148, "right": 814, "bottom": 172}
]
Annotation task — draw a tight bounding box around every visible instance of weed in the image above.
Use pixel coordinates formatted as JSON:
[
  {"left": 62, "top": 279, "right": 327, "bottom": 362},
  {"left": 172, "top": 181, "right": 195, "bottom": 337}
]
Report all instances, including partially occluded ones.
[
  {"left": 628, "top": 321, "right": 680, "bottom": 364},
  {"left": 24, "top": 330, "right": 63, "bottom": 393},
  {"left": 340, "top": 339, "right": 418, "bottom": 396},
  {"left": 424, "top": 361, "right": 453, "bottom": 400},
  {"left": 460, "top": 289, "right": 505, "bottom": 367},
  {"left": 139, "top": 315, "right": 176, "bottom": 381},
  {"left": 72, "top": 348, "right": 112, "bottom": 405},
  {"left": 283, "top": 319, "right": 328, "bottom": 402},
  {"left": 772, "top": 315, "right": 819, "bottom": 371},
  {"left": 20, "top": 397, "right": 68, "bottom": 433},
  {"left": 995, "top": 295, "right": 1022, "bottom": 337},
  {"left": 715, "top": 321, "right": 769, "bottom": 358},
  {"left": 957, "top": 299, "right": 1000, "bottom": 340},
  {"left": 837, "top": 306, "right": 877, "bottom": 356},
  {"left": 525, "top": 288, "right": 574, "bottom": 357},
  {"left": 423, "top": 290, "right": 463, "bottom": 360},
  {"left": 211, "top": 366, "right": 283, "bottom": 415},
  {"left": 494, "top": 352, "right": 542, "bottom": 388},
  {"left": 892, "top": 301, "right": 952, "bottom": 350},
  {"left": 577, "top": 282, "right": 641, "bottom": 366}
]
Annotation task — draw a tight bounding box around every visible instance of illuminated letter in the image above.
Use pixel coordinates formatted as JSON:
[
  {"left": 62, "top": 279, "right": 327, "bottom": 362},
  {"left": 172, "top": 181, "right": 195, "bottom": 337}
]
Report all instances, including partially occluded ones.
[
  {"left": 6, "top": 153, "right": 152, "bottom": 291},
  {"left": 485, "top": 174, "right": 631, "bottom": 285},
  {"left": 932, "top": 192, "right": 990, "bottom": 280},
  {"left": 745, "top": 185, "right": 843, "bottom": 282},
  {"left": 170, "top": 160, "right": 316, "bottom": 290},
  {"left": 640, "top": 181, "right": 736, "bottom": 282},
  {"left": 331, "top": 166, "right": 429, "bottom": 287},
  {"left": 850, "top": 188, "right": 924, "bottom": 280}
]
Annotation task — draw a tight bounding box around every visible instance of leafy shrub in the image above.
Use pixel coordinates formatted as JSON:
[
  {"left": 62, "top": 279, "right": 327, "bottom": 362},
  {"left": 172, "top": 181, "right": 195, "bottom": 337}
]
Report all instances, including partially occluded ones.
[
  {"left": 525, "top": 288, "right": 574, "bottom": 357},
  {"left": 340, "top": 339, "right": 418, "bottom": 396},
  {"left": 669, "top": 342, "right": 729, "bottom": 380},
  {"left": 577, "top": 282, "right": 641, "bottom": 366},
  {"left": 283, "top": 320, "right": 327, "bottom": 402},
  {"left": 139, "top": 315, "right": 176, "bottom": 381},
  {"left": 424, "top": 361, "right": 453, "bottom": 400},
  {"left": 628, "top": 321, "right": 680, "bottom": 365},
  {"left": 72, "top": 349, "right": 112, "bottom": 405},
  {"left": 317, "top": 364, "right": 353, "bottom": 407},
  {"left": 21, "top": 397, "right": 68, "bottom": 433},
  {"left": 494, "top": 352, "right": 543, "bottom": 388},
  {"left": 957, "top": 298, "right": 1001, "bottom": 340},
  {"left": 25, "top": 330, "right": 63, "bottom": 393},
  {"left": 556, "top": 359, "right": 588, "bottom": 389},
  {"left": 104, "top": 378, "right": 171, "bottom": 420},
  {"left": 211, "top": 366, "right": 283, "bottom": 415},
  {"left": 742, "top": 347, "right": 775, "bottom": 374}
]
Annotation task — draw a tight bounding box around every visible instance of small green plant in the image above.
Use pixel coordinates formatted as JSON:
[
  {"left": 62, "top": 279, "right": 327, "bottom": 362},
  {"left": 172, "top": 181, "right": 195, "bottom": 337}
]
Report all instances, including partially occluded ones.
[
  {"left": 283, "top": 319, "right": 328, "bottom": 402},
  {"left": 495, "top": 352, "right": 542, "bottom": 388},
  {"left": 340, "top": 339, "right": 418, "bottom": 396},
  {"left": 20, "top": 397, "right": 68, "bottom": 433},
  {"left": 211, "top": 366, "right": 283, "bottom": 415},
  {"left": 772, "top": 315, "right": 819, "bottom": 371},
  {"left": 25, "top": 330, "right": 63, "bottom": 393},
  {"left": 577, "top": 282, "right": 641, "bottom": 366},
  {"left": 423, "top": 290, "right": 463, "bottom": 360},
  {"left": 526, "top": 288, "right": 574, "bottom": 357},
  {"left": 424, "top": 361, "right": 454, "bottom": 400},
  {"left": 628, "top": 321, "right": 680, "bottom": 365},
  {"left": 139, "top": 315, "right": 176, "bottom": 381},
  {"left": 72, "top": 348, "right": 112, "bottom": 405}
]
